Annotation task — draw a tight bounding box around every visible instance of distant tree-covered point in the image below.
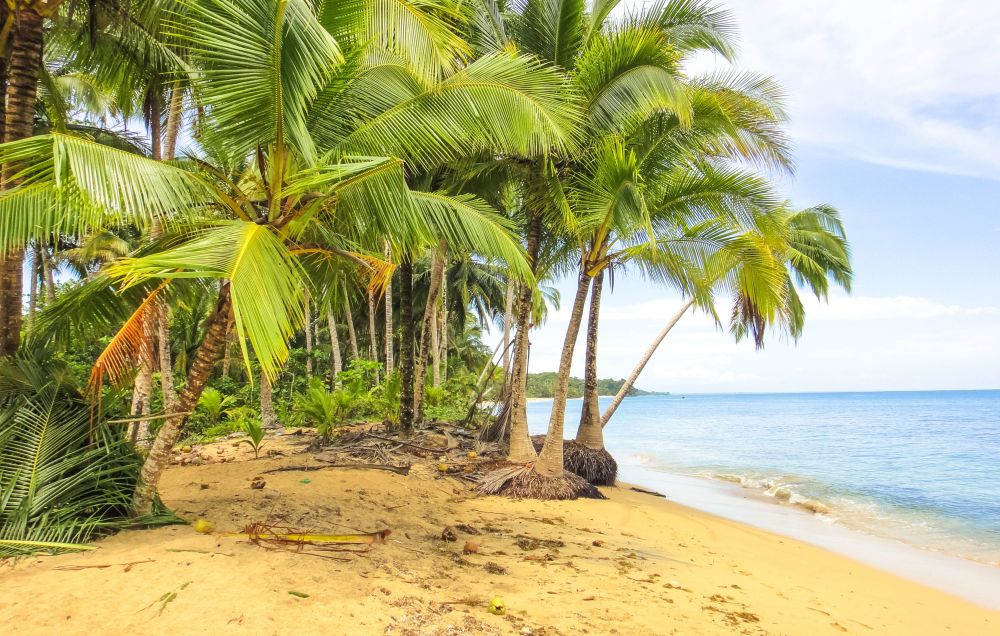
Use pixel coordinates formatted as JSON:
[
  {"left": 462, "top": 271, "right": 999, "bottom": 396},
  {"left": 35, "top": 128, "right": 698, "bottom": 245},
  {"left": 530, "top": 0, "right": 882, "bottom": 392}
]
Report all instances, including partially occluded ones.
[{"left": 525, "top": 373, "right": 662, "bottom": 399}]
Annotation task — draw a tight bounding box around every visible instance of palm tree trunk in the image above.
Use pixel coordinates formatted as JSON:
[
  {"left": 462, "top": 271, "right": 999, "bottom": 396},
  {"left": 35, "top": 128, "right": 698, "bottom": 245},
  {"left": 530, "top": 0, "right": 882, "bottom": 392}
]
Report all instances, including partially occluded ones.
[
  {"left": 506, "top": 213, "right": 542, "bottom": 464},
  {"left": 326, "top": 309, "right": 342, "bottom": 389},
  {"left": 501, "top": 278, "right": 515, "bottom": 378},
  {"left": 535, "top": 270, "right": 592, "bottom": 477},
  {"left": 430, "top": 301, "right": 440, "bottom": 387},
  {"left": 343, "top": 280, "right": 359, "bottom": 361},
  {"left": 438, "top": 281, "right": 447, "bottom": 384},
  {"left": 132, "top": 284, "right": 232, "bottom": 515},
  {"left": 575, "top": 271, "right": 604, "bottom": 449},
  {"left": 163, "top": 83, "right": 183, "bottom": 161},
  {"left": 384, "top": 241, "right": 394, "bottom": 374},
  {"left": 414, "top": 241, "right": 446, "bottom": 424},
  {"left": 398, "top": 257, "right": 415, "bottom": 430},
  {"left": 156, "top": 297, "right": 177, "bottom": 422},
  {"left": 600, "top": 297, "right": 694, "bottom": 427},
  {"left": 0, "top": 7, "right": 44, "bottom": 357},
  {"left": 304, "top": 291, "right": 313, "bottom": 377},
  {"left": 41, "top": 247, "right": 55, "bottom": 304},
  {"left": 26, "top": 245, "right": 39, "bottom": 330},
  {"left": 260, "top": 368, "right": 279, "bottom": 431},
  {"left": 367, "top": 289, "right": 380, "bottom": 384}
]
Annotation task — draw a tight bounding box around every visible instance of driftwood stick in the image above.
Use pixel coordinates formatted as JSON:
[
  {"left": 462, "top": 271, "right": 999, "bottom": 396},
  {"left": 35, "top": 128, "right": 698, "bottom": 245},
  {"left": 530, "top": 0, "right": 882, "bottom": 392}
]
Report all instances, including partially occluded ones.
[{"left": 263, "top": 463, "right": 410, "bottom": 475}]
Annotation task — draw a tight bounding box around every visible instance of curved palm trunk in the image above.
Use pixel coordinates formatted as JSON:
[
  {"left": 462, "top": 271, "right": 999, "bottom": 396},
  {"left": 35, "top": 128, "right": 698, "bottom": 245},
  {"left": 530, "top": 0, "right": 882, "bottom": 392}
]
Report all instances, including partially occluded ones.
[
  {"left": 156, "top": 298, "right": 177, "bottom": 422},
  {"left": 0, "top": 8, "right": 44, "bottom": 357},
  {"left": 163, "top": 84, "right": 183, "bottom": 161},
  {"left": 575, "top": 271, "right": 604, "bottom": 449},
  {"left": 132, "top": 284, "right": 232, "bottom": 515},
  {"left": 600, "top": 297, "right": 695, "bottom": 427},
  {"left": 414, "top": 241, "right": 445, "bottom": 424},
  {"left": 342, "top": 280, "right": 359, "bottom": 361},
  {"left": 506, "top": 213, "right": 542, "bottom": 464},
  {"left": 384, "top": 241, "right": 394, "bottom": 374},
  {"left": 398, "top": 257, "right": 415, "bottom": 430},
  {"left": 534, "top": 270, "right": 592, "bottom": 477},
  {"left": 326, "top": 309, "right": 342, "bottom": 389}
]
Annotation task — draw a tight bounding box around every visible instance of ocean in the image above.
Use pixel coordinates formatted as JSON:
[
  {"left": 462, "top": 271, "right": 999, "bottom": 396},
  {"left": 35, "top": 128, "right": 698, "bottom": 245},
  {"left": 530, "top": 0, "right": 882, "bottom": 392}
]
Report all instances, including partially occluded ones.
[{"left": 526, "top": 391, "right": 1000, "bottom": 573}]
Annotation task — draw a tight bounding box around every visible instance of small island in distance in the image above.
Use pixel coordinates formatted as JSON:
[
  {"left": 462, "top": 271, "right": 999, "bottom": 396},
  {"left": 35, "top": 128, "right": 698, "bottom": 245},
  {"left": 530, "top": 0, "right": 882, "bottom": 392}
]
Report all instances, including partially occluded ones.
[{"left": 525, "top": 372, "right": 665, "bottom": 399}]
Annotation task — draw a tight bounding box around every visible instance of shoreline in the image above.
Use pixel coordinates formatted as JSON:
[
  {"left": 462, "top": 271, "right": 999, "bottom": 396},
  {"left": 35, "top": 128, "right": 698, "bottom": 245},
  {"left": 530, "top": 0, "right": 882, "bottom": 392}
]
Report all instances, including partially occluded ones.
[{"left": 617, "top": 465, "right": 1000, "bottom": 610}]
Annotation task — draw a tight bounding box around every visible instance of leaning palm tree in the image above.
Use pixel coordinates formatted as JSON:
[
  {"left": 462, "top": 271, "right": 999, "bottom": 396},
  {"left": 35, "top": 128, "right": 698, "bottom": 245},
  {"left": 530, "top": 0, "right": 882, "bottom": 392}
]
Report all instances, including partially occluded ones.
[
  {"left": 0, "top": 0, "right": 578, "bottom": 513},
  {"left": 583, "top": 203, "right": 853, "bottom": 480}
]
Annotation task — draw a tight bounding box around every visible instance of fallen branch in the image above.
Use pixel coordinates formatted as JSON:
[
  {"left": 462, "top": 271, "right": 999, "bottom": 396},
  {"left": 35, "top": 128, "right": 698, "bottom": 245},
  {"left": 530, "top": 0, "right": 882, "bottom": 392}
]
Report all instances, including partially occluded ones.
[{"left": 262, "top": 463, "right": 410, "bottom": 475}]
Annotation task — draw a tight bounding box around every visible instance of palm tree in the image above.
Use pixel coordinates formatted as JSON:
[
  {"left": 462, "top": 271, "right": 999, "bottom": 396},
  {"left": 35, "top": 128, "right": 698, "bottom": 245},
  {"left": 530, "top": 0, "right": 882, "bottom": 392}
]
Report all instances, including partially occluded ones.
[{"left": 0, "top": 0, "right": 577, "bottom": 512}]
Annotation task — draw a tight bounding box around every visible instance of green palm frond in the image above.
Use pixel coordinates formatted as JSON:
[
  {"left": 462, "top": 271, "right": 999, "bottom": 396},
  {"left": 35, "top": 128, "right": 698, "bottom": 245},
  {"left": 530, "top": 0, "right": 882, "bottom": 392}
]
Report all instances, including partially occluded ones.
[
  {"left": 515, "top": 0, "right": 585, "bottom": 68},
  {"left": 335, "top": 51, "right": 580, "bottom": 168},
  {"left": 180, "top": 0, "right": 344, "bottom": 164},
  {"left": 0, "top": 133, "right": 220, "bottom": 254},
  {"left": 109, "top": 221, "right": 305, "bottom": 380},
  {"left": 318, "top": 0, "right": 470, "bottom": 80}
]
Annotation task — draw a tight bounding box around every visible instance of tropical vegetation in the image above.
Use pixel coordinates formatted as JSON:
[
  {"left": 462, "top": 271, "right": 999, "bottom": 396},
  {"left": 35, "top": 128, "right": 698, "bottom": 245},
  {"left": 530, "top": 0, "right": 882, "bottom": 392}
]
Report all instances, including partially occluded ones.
[{"left": 0, "top": 0, "right": 851, "bottom": 551}]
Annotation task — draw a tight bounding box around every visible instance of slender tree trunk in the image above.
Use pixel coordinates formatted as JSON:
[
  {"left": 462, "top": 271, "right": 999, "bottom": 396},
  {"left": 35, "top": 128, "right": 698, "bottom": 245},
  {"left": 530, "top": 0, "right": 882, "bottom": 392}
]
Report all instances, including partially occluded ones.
[
  {"left": 26, "top": 245, "right": 39, "bottom": 330},
  {"left": 398, "top": 257, "right": 415, "bottom": 430},
  {"left": 0, "top": 8, "right": 44, "bottom": 357},
  {"left": 260, "top": 368, "right": 279, "bottom": 431},
  {"left": 343, "top": 280, "right": 359, "bottom": 361},
  {"left": 132, "top": 284, "right": 232, "bottom": 515},
  {"left": 575, "top": 271, "right": 605, "bottom": 449},
  {"left": 507, "top": 213, "right": 542, "bottom": 464},
  {"left": 367, "top": 289, "right": 379, "bottom": 384},
  {"left": 501, "top": 278, "right": 515, "bottom": 378},
  {"left": 40, "top": 247, "right": 55, "bottom": 304},
  {"left": 414, "top": 241, "right": 445, "bottom": 424},
  {"left": 132, "top": 92, "right": 162, "bottom": 424},
  {"left": 163, "top": 83, "right": 183, "bottom": 161},
  {"left": 304, "top": 291, "right": 313, "bottom": 377},
  {"left": 601, "top": 298, "right": 694, "bottom": 427},
  {"left": 438, "top": 281, "right": 447, "bottom": 384},
  {"left": 384, "top": 241, "right": 394, "bottom": 375},
  {"left": 430, "top": 305, "right": 440, "bottom": 387},
  {"left": 326, "top": 309, "right": 342, "bottom": 389},
  {"left": 535, "top": 270, "right": 592, "bottom": 477},
  {"left": 156, "top": 296, "right": 177, "bottom": 424}
]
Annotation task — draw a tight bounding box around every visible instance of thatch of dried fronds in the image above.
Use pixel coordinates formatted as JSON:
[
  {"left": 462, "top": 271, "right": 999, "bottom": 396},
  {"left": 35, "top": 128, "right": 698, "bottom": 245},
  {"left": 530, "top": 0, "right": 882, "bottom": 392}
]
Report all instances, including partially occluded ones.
[
  {"left": 530, "top": 435, "right": 618, "bottom": 486},
  {"left": 476, "top": 465, "right": 605, "bottom": 500}
]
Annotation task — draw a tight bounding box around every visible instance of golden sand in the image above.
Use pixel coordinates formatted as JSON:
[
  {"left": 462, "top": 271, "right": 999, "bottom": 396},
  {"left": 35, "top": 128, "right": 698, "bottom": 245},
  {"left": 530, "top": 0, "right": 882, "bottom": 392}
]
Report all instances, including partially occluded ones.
[{"left": 1, "top": 436, "right": 996, "bottom": 635}]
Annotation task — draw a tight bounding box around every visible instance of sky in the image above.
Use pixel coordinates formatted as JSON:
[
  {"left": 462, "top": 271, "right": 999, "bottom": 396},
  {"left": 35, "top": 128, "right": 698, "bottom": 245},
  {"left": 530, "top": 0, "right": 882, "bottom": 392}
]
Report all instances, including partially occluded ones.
[{"left": 485, "top": 0, "right": 1000, "bottom": 393}]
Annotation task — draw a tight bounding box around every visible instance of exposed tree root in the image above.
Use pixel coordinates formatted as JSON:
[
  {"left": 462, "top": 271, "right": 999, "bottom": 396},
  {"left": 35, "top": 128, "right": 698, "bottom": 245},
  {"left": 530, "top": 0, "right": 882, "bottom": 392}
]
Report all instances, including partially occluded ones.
[{"left": 530, "top": 435, "right": 618, "bottom": 486}]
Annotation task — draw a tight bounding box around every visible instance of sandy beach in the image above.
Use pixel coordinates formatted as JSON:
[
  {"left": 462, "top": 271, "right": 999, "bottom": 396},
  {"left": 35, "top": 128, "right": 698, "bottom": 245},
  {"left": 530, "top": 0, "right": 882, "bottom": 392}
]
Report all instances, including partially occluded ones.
[{"left": 1, "top": 434, "right": 997, "bottom": 636}]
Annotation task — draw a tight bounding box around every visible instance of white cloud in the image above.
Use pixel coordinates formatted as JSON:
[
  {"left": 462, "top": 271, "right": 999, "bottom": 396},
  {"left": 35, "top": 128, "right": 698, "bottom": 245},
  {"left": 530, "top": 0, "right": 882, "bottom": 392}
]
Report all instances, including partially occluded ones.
[{"left": 660, "top": 0, "right": 1000, "bottom": 179}]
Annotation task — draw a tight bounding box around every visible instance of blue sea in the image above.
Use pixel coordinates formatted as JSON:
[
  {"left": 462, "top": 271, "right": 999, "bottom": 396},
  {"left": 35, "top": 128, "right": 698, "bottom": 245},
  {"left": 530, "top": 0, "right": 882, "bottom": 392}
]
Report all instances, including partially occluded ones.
[{"left": 526, "top": 390, "right": 1000, "bottom": 567}]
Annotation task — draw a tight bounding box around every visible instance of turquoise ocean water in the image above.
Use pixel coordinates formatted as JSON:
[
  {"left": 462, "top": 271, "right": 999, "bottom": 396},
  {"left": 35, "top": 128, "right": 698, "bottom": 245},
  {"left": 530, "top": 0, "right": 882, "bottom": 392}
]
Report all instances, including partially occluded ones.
[{"left": 526, "top": 390, "right": 1000, "bottom": 566}]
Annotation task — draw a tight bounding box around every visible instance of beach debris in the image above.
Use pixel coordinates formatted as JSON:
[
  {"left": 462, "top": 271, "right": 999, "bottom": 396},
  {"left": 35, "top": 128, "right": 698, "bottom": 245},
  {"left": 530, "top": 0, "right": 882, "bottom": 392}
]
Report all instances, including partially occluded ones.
[
  {"left": 438, "top": 463, "right": 449, "bottom": 473},
  {"left": 441, "top": 526, "right": 458, "bottom": 542},
  {"left": 288, "top": 591, "right": 310, "bottom": 599},
  {"left": 262, "top": 463, "right": 409, "bottom": 475},
  {"left": 299, "top": 478, "right": 311, "bottom": 484},
  {"left": 192, "top": 519, "right": 215, "bottom": 534},
  {"left": 483, "top": 562, "right": 507, "bottom": 575},
  {"left": 514, "top": 535, "right": 564, "bottom": 551},
  {"left": 216, "top": 522, "right": 392, "bottom": 560},
  {"left": 488, "top": 597, "right": 506, "bottom": 616},
  {"left": 463, "top": 541, "right": 480, "bottom": 554},
  {"left": 141, "top": 581, "right": 192, "bottom": 616},
  {"left": 467, "top": 451, "right": 478, "bottom": 459},
  {"left": 55, "top": 559, "right": 153, "bottom": 572},
  {"left": 664, "top": 580, "right": 683, "bottom": 589},
  {"left": 592, "top": 539, "right": 604, "bottom": 547},
  {"left": 630, "top": 486, "right": 666, "bottom": 498},
  {"left": 250, "top": 477, "right": 266, "bottom": 489},
  {"left": 454, "top": 523, "right": 480, "bottom": 535}
]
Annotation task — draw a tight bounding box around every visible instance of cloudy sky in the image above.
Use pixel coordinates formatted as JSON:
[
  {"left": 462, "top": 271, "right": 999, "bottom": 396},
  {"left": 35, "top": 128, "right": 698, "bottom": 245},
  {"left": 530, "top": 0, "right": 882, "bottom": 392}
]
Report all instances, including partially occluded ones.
[{"left": 488, "top": 0, "right": 1000, "bottom": 393}]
